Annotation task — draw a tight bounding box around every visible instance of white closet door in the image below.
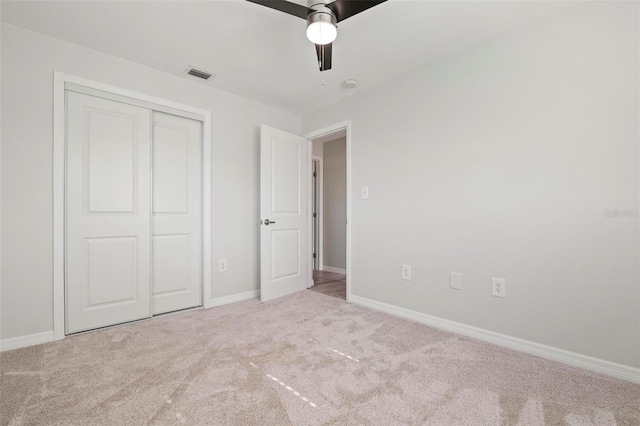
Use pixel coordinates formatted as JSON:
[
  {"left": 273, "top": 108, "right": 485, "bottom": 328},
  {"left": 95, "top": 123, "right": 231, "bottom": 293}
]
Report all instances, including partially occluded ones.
[
  {"left": 66, "top": 92, "right": 152, "bottom": 334},
  {"left": 151, "top": 112, "right": 202, "bottom": 315}
]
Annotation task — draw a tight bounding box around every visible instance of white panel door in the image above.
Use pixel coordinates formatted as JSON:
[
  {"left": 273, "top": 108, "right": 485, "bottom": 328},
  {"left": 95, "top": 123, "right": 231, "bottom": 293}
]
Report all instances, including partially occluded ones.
[
  {"left": 66, "top": 92, "right": 152, "bottom": 334},
  {"left": 152, "top": 112, "right": 202, "bottom": 315},
  {"left": 260, "top": 125, "right": 310, "bottom": 301}
]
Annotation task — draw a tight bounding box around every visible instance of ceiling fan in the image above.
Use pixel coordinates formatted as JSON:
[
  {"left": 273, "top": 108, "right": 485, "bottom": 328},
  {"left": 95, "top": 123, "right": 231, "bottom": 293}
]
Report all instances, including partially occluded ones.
[{"left": 246, "top": 0, "right": 387, "bottom": 71}]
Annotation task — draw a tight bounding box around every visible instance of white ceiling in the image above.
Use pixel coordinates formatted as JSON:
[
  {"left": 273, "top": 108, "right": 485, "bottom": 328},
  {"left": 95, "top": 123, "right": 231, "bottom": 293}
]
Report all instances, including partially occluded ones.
[{"left": 1, "top": 0, "right": 576, "bottom": 114}]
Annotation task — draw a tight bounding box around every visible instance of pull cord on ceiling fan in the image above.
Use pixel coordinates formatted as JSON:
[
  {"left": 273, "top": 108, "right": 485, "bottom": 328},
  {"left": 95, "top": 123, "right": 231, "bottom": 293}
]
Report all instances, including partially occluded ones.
[{"left": 246, "top": 0, "right": 387, "bottom": 71}]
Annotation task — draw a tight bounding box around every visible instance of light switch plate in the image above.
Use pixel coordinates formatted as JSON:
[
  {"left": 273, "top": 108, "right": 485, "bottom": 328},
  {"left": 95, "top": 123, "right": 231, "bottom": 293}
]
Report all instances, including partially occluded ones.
[
  {"left": 361, "top": 186, "right": 369, "bottom": 200},
  {"left": 449, "top": 272, "right": 462, "bottom": 290}
]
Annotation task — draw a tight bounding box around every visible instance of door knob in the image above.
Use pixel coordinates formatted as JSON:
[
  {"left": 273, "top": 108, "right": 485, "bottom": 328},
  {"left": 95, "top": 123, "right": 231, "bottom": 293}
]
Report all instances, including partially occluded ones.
[{"left": 264, "top": 219, "right": 276, "bottom": 226}]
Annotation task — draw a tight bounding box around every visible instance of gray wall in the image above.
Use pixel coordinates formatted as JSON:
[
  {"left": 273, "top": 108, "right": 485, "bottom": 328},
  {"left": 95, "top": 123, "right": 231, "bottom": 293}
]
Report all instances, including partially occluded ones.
[
  {"left": 323, "top": 138, "right": 346, "bottom": 270},
  {"left": 0, "top": 24, "right": 300, "bottom": 340},
  {"left": 302, "top": 1, "right": 640, "bottom": 368}
]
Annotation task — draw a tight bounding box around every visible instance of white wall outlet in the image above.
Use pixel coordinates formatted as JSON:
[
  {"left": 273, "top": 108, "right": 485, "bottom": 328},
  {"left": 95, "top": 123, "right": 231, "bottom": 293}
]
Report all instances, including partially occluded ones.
[
  {"left": 449, "top": 272, "right": 462, "bottom": 290},
  {"left": 219, "top": 259, "right": 228, "bottom": 272},
  {"left": 492, "top": 277, "right": 506, "bottom": 298},
  {"left": 361, "top": 186, "right": 369, "bottom": 200},
  {"left": 401, "top": 264, "right": 411, "bottom": 281}
]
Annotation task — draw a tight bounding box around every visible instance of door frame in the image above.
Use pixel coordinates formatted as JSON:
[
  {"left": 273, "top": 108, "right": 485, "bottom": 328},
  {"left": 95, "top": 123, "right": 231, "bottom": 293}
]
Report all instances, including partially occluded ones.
[
  {"left": 304, "top": 121, "right": 352, "bottom": 301},
  {"left": 312, "top": 156, "right": 324, "bottom": 273},
  {"left": 52, "top": 71, "right": 213, "bottom": 341}
]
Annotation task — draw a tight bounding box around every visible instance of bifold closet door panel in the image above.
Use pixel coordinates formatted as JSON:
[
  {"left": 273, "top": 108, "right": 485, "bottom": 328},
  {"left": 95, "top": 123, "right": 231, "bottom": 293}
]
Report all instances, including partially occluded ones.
[
  {"left": 151, "top": 111, "right": 202, "bottom": 315},
  {"left": 66, "top": 92, "right": 152, "bottom": 334}
]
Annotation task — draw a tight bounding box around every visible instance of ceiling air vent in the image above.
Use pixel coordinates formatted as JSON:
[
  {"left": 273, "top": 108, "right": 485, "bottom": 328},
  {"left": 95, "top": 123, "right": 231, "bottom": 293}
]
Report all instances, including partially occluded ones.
[{"left": 184, "top": 66, "right": 214, "bottom": 81}]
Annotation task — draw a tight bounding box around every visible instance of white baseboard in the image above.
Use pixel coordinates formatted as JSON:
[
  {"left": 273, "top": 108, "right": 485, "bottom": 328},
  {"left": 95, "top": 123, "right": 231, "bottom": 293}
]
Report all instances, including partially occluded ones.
[
  {"left": 350, "top": 295, "right": 640, "bottom": 384},
  {"left": 0, "top": 331, "right": 55, "bottom": 352},
  {"left": 210, "top": 290, "right": 260, "bottom": 307},
  {"left": 322, "top": 265, "right": 346, "bottom": 274},
  {"left": 0, "top": 291, "right": 260, "bottom": 351}
]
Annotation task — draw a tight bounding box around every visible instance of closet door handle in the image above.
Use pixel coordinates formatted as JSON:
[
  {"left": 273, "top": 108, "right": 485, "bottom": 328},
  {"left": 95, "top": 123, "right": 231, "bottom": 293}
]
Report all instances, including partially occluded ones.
[{"left": 263, "top": 219, "right": 276, "bottom": 226}]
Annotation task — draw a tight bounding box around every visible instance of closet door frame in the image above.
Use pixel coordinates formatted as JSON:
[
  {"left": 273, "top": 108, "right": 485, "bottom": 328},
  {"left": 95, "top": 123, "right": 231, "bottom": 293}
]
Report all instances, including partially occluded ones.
[{"left": 53, "top": 71, "right": 213, "bottom": 341}]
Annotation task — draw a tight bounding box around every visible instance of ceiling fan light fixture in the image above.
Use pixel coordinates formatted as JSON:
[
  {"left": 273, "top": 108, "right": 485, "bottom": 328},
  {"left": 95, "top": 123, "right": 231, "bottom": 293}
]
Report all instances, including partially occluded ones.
[
  {"left": 246, "top": 0, "right": 388, "bottom": 71},
  {"left": 306, "top": 11, "right": 337, "bottom": 45}
]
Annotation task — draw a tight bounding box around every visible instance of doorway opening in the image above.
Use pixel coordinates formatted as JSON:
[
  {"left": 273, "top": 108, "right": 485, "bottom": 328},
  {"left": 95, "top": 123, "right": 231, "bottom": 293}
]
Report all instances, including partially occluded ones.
[{"left": 308, "top": 129, "right": 347, "bottom": 300}]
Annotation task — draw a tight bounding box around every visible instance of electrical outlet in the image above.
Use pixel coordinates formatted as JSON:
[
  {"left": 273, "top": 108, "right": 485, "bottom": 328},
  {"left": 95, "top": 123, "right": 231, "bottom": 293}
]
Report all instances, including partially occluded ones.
[
  {"left": 219, "top": 259, "right": 228, "bottom": 272},
  {"left": 401, "top": 264, "right": 411, "bottom": 281},
  {"left": 492, "top": 277, "right": 505, "bottom": 298},
  {"left": 449, "top": 272, "right": 462, "bottom": 290}
]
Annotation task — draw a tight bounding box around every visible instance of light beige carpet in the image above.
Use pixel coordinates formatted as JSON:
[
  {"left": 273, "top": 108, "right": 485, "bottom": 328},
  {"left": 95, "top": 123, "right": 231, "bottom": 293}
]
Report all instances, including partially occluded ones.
[{"left": 1, "top": 290, "right": 639, "bottom": 425}]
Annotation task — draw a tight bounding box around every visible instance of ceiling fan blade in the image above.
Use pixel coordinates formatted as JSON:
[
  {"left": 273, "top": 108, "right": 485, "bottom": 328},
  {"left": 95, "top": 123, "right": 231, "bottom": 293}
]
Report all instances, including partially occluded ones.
[
  {"left": 326, "top": 0, "right": 387, "bottom": 22},
  {"left": 246, "top": 0, "right": 312, "bottom": 19},
  {"left": 315, "top": 43, "right": 333, "bottom": 71}
]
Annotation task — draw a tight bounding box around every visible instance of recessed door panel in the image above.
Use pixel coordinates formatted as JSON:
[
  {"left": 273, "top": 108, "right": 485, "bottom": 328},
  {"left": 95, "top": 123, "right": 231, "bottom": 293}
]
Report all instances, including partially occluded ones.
[
  {"left": 152, "top": 111, "right": 202, "bottom": 315},
  {"left": 271, "top": 229, "right": 300, "bottom": 280},
  {"left": 153, "top": 125, "right": 188, "bottom": 213},
  {"left": 152, "top": 235, "right": 189, "bottom": 295},
  {"left": 272, "top": 139, "right": 300, "bottom": 214},
  {"left": 87, "top": 110, "right": 136, "bottom": 213},
  {"left": 87, "top": 237, "right": 137, "bottom": 307},
  {"left": 66, "top": 92, "right": 151, "bottom": 334}
]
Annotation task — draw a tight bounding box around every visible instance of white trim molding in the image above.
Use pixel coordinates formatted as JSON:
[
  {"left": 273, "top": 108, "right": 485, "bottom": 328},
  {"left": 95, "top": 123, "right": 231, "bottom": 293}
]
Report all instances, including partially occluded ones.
[
  {"left": 0, "top": 331, "right": 55, "bottom": 352},
  {"left": 350, "top": 295, "right": 640, "bottom": 384},
  {"left": 312, "top": 155, "right": 324, "bottom": 273},
  {"left": 210, "top": 290, "right": 260, "bottom": 307},
  {"left": 322, "top": 265, "right": 346, "bottom": 275},
  {"left": 53, "top": 71, "right": 213, "bottom": 339}
]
